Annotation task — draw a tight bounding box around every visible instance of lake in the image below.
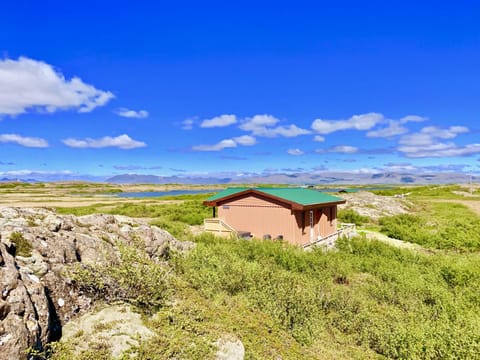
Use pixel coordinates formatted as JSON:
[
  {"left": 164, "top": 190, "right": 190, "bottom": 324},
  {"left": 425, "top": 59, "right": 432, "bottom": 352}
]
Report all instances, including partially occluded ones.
[{"left": 116, "top": 189, "right": 215, "bottom": 198}]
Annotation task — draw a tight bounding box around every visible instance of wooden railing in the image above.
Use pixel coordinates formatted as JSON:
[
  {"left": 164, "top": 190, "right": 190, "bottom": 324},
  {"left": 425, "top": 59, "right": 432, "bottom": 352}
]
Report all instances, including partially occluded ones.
[
  {"left": 204, "top": 218, "right": 238, "bottom": 237},
  {"left": 303, "top": 223, "right": 357, "bottom": 249}
]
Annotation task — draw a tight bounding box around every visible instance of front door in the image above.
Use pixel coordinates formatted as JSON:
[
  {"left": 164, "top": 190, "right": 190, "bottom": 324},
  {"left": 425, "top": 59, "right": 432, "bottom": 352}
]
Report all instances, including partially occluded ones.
[{"left": 309, "top": 210, "right": 314, "bottom": 241}]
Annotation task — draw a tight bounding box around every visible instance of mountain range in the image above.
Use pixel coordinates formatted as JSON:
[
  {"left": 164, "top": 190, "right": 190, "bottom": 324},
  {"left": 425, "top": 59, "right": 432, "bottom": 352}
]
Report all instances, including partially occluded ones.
[{"left": 105, "top": 172, "right": 479, "bottom": 185}]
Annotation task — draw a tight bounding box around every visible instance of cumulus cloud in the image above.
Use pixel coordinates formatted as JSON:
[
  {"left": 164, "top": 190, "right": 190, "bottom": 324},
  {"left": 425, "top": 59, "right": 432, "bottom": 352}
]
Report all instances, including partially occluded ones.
[
  {"left": 313, "top": 135, "right": 325, "bottom": 142},
  {"left": 311, "top": 112, "right": 383, "bottom": 134},
  {"left": 115, "top": 108, "right": 149, "bottom": 118},
  {"left": 330, "top": 145, "right": 358, "bottom": 153},
  {"left": 397, "top": 126, "right": 471, "bottom": 157},
  {"left": 400, "top": 115, "right": 428, "bottom": 123},
  {"left": 399, "top": 142, "right": 480, "bottom": 158},
  {"left": 192, "top": 139, "right": 237, "bottom": 151},
  {"left": 62, "top": 134, "right": 146, "bottom": 149},
  {"left": 240, "top": 114, "right": 311, "bottom": 137},
  {"left": 0, "top": 57, "right": 114, "bottom": 115},
  {"left": 233, "top": 135, "right": 256, "bottom": 146},
  {"left": 400, "top": 126, "right": 469, "bottom": 145},
  {"left": 0, "top": 169, "right": 73, "bottom": 176},
  {"left": 367, "top": 121, "right": 408, "bottom": 138},
  {"left": 287, "top": 148, "right": 304, "bottom": 156},
  {"left": 192, "top": 135, "right": 256, "bottom": 151},
  {"left": 0, "top": 133, "right": 49, "bottom": 147},
  {"left": 200, "top": 114, "right": 237, "bottom": 128},
  {"left": 316, "top": 145, "right": 358, "bottom": 154},
  {"left": 366, "top": 114, "right": 427, "bottom": 139}
]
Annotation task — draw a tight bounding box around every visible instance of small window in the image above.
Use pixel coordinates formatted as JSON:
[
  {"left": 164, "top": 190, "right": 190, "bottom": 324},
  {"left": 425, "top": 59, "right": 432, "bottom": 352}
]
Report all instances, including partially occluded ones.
[{"left": 222, "top": 205, "right": 230, "bottom": 209}]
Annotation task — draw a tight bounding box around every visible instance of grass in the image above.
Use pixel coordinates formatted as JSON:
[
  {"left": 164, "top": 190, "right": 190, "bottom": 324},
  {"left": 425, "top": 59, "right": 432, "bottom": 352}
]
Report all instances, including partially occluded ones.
[
  {"left": 35, "top": 184, "right": 480, "bottom": 358},
  {"left": 167, "top": 234, "right": 480, "bottom": 359},
  {"left": 337, "top": 208, "right": 370, "bottom": 226},
  {"left": 10, "top": 231, "right": 32, "bottom": 257},
  {"left": 372, "top": 184, "right": 480, "bottom": 199},
  {"left": 379, "top": 201, "right": 480, "bottom": 251}
]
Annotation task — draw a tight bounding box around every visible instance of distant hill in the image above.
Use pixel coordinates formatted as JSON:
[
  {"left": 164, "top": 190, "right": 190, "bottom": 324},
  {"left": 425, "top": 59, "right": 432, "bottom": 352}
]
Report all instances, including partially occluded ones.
[
  {"left": 106, "top": 174, "right": 233, "bottom": 185},
  {"left": 106, "top": 172, "right": 479, "bottom": 185}
]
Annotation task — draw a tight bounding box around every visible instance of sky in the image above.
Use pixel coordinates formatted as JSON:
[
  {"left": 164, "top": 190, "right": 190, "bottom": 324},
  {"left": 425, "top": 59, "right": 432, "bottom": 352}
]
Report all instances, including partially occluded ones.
[{"left": 1, "top": 0, "right": 480, "bottom": 180}]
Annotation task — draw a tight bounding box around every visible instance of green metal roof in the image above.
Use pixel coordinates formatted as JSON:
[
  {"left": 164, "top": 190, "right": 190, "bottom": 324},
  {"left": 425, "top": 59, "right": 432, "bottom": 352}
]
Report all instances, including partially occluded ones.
[{"left": 205, "top": 187, "right": 345, "bottom": 206}]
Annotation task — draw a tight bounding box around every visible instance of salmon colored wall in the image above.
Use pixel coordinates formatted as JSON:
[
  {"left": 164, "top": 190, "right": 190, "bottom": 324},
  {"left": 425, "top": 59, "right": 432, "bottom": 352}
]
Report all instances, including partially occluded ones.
[
  {"left": 216, "top": 194, "right": 339, "bottom": 246},
  {"left": 217, "top": 193, "right": 301, "bottom": 244}
]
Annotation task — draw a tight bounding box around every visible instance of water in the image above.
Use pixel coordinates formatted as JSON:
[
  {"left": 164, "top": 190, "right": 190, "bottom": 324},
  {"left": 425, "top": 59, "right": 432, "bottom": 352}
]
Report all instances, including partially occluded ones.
[
  {"left": 319, "top": 187, "right": 393, "bottom": 193},
  {"left": 116, "top": 189, "right": 215, "bottom": 198}
]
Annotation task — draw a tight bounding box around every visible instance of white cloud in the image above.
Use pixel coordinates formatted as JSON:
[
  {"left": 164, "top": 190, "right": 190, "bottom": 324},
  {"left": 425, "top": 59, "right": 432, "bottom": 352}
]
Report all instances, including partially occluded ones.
[
  {"left": 192, "top": 139, "right": 237, "bottom": 151},
  {"left": 115, "top": 108, "right": 149, "bottom": 118},
  {"left": 200, "top": 114, "right": 237, "bottom": 128},
  {"left": 366, "top": 114, "right": 430, "bottom": 139},
  {"left": 233, "top": 135, "right": 256, "bottom": 146},
  {"left": 241, "top": 114, "right": 279, "bottom": 129},
  {"left": 367, "top": 121, "right": 408, "bottom": 138},
  {"left": 311, "top": 112, "right": 384, "bottom": 134},
  {"left": 313, "top": 135, "right": 325, "bottom": 142},
  {"left": 315, "top": 145, "right": 359, "bottom": 154},
  {"left": 240, "top": 114, "right": 310, "bottom": 137},
  {"left": 397, "top": 125, "right": 474, "bottom": 158},
  {"left": 62, "top": 134, "right": 146, "bottom": 149},
  {"left": 399, "top": 126, "right": 469, "bottom": 146},
  {"left": 0, "top": 169, "right": 73, "bottom": 176},
  {"left": 192, "top": 135, "right": 257, "bottom": 151},
  {"left": 181, "top": 118, "right": 195, "bottom": 130},
  {"left": 399, "top": 142, "right": 480, "bottom": 158},
  {"left": 400, "top": 115, "right": 428, "bottom": 123},
  {"left": 330, "top": 145, "right": 358, "bottom": 154},
  {"left": 0, "top": 133, "right": 49, "bottom": 147},
  {"left": 271, "top": 124, "right": 311, "bottom": 137},
  {"left": 287, "top": 148, "right": 304, "bottom": 156},
  {"left": 0, "top": 57, "right": 114, "bottom": 115}
]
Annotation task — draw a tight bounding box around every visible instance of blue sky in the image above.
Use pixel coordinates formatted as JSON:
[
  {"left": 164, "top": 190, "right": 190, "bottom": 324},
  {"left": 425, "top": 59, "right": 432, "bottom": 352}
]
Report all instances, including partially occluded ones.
[{"left": 1, "top": 1, "right": 480, "bottom": 180}]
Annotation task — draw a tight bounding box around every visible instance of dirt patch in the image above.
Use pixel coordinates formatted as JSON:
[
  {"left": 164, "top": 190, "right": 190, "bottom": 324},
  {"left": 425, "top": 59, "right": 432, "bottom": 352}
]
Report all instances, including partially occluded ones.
[{"left": 339, "top": 191, "right": 412, "bottom": 220}]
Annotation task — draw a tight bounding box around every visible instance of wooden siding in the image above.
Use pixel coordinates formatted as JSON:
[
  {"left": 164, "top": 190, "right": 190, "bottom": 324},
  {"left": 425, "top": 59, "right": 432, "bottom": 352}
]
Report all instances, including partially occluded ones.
[{"left": 216, "top": 193, "right": 339, "bottom": 246}]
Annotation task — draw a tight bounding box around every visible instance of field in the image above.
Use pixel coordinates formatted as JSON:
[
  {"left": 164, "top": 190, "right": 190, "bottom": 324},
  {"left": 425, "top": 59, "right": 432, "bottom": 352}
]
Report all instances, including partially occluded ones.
[{"left": 2, "top": 182, "right": 480, "bottom": 359}]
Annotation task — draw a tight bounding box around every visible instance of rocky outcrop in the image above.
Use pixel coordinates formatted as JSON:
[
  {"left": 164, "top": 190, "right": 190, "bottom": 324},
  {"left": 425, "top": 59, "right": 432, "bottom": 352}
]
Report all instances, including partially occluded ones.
[
  {"left": 0, "top": 207, "right": 192, "bottom": 360},
  {"left": 60, "top": 304, "right": 154, "bottom": 359},
  {"left": 338, "top": 191, "right": 411, "bottom": 220},
  {"left": 215, "top": 335, "right": 245, "bottom": 360}
]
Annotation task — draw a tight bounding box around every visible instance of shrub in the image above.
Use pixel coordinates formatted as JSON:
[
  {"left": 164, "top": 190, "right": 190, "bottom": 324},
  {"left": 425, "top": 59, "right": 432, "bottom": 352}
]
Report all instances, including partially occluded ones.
[
  {"left": 9, "top": 231, "right": 32, "bottom": 257},
  {"left": 67, "top": 242, "right": 169, "bottom": 313},
  {"left": 338, "top": 209, "right": 369, "bottom": 226}
]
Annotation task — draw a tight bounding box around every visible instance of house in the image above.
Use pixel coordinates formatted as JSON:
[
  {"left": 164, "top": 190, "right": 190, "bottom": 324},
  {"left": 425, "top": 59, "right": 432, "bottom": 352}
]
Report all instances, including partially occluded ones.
[{"left": 203, "top": 187, "right": 347, "bottom": 246}]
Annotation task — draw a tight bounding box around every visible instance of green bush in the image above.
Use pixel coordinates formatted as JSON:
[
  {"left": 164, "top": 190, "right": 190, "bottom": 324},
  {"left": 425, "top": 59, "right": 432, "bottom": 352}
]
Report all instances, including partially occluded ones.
[
  {"left": 378, "top": 203, "right": 480, "bottom": 251},
  {"left": 174, "top": 235, "right": 480, "bottom": 357},
  {"left": 67, "top": 242, "right": 169, "bottom": 312},
  {"left": 338, "top": 209, "right": 370, "bottom": 226},
  {"left": 9, "top": 231, "right": 32, "bottom": 257}
]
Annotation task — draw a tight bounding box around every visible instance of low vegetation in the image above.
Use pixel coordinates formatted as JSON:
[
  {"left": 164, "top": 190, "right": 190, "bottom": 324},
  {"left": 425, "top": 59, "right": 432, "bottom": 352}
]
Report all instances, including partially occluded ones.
[
  {"left": 9, "top": 231, "right": 32, "bottom": 257},
  {"left": 337, "top": 208, "right": 370, "bottom": 225},
  {"left": 372, "top": 184, "right": 480, "bottom": 199},
  {"left": 379, "top": 202, "right": 480, "bottom": 251},
  {"left": 67, "top": 241, "right": 169, "bottom": 313},
  {"left": 42, "top": 185, "right": 480, "bottom": 358}
]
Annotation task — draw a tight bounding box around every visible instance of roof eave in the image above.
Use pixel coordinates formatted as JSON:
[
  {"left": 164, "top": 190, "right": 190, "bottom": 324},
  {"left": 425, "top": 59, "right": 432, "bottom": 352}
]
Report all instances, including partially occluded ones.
[
  {"left": 204, "top": 189, "right": 346, "bottom": 209},
  {"left": 299, "top": 199, "right": 346, "bottom": 211}
]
